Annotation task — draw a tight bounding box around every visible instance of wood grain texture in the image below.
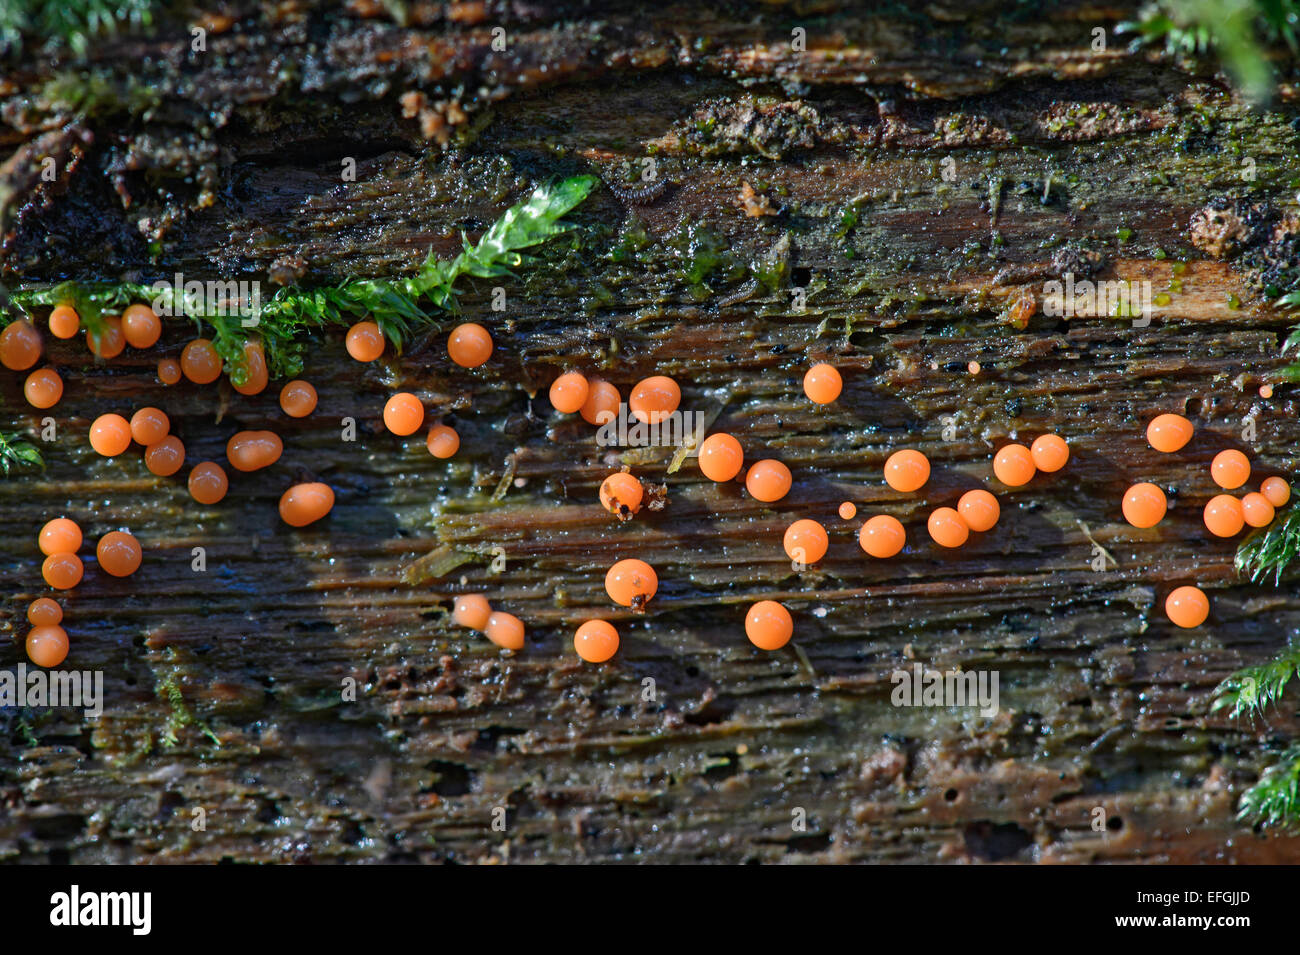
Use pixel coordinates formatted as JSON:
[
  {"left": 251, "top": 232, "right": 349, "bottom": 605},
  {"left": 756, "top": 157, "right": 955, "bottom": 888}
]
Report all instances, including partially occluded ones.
[{"left": 2, "top": 0, "right": 1300, "bottom": 864}]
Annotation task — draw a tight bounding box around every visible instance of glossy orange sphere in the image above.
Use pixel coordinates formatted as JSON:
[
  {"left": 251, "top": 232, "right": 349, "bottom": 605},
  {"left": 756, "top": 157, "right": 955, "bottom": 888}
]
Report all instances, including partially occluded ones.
[
  {"left": 1241, "top": 492, "right": 1276, "bottom": 528},
  {"left": 485, "top": 611, "right": 525, "bottom": 650},
  {"left": 993, "top": 444, "right": 1036, "bottom": 487},
  {"left": 157, "top": 358, "right": 182, "bottom": 385},
  {"left": 838, "top": 501, "right": 857, "bottom": 520},
  {"left": 1122, "top": 483, "right": 1167, "bottom": 528},
  {"left": 121, "top": 304, "right": 162, "bottom": 349},
  {"left": 927, "top": 507, "right": 969, "bottom": 548},
  {"left": 26, "top": 625, "right": 69, "bottom": 668},
  {"left": 427, "top": 424, "right": 460, "bottom": 459},
  {"left": 1146, "top": 413, "right": 1193, "bottom": 453},
  {"left": 129, "top": 407, "right": 170, "bottom": 446},
  {"left": 23, "top": 368, "right": 63, "bottom": 409},
  {"left": 97, "top": 531, "right": 142, "bottom": 577},
  {"left": 27, "top": 597, "right": 62, "bottom": 626},
  {"left": 180, "top": 338, "right": 222, "bottom": 384},
  {"left": 87, "top": 317, "right": 125, "bottom": 359},
  {"left": 580, "top": 379, "right": 620, "bottom": 426},
  {"left": 605, "top": 558, "right": 658, "bottom": 608},
  {"left": 1203, "top": 494, "right": 1244, "bottom": 537},
  {"left": 1030, "top": 434, "right": 1069, "bottom": 473},
  {"left": 39, "top": 518, "right": 82, "bottom": 556},
  {"left": 698, "top": 433, "right": 744, "bottom": 482},
  {"left": 188, "top": 462, "right": 229, "bottom": 505},
  {"left": 383, "top": 393, "right": 425, "bottom": 436},
  {"left": 957, "top": 489, "right": 1000, "bottom": 533},
  {"left": 574, "top": 619, "right": 620, "bottom": 662},
  {"left": 549, "top": 372, "right": 589, "bottom": 414},
  {"left": 884, "top": 449, "right": 930, "bottom": 493},
  {"left": 42, "top": 552, "right": 84, "bottom": 590},
  {"left": 859, "top": 514, "right": 905, "bottom": 558},
  {"left": 452, "top": 594, "right": 491, "bottom": 630},
  {"left": 629, "top": 375, "right": 681, "bottom": 424},
  {"left": 280, "top": 380, "right": 318, "bottom": 417},
  {"left": 1210, "top": 449, "right": 1250, "bottom": 490},
  {"left": 144, "top": 436, "right": 186, "bottom": 477},
  {"left": 1261, "top": 476, "right": 1291, "bottom": 508},
  {"left": 279, "top": 482, "right": 335, "bottom": 527},
  {"left": 784, "top": 519, "right": 828, "bottom": 564},
  {"left": 600, "top": 472, "right": 644, "bottom": 517},
  {"left": 745, "top": 600, "right": 793, "bottom": 651},
  {"left": 803, "top": 363, "right": 842, "bottom": 404},
  {"left": 0, "top": 320, "right": 42, "bottom": 370},
  {"left": 48, "top": 305, "right": 80, "bottom": 339},
  {"left": 447, "top": 322, "right": 493, "bottom": 368},
  {"left": 345, "top": 321, "right": 385, "bottom": 362},
  {"left": 745, "top": 459, "right": 792, "bottom": 503},
  {"left": 89, "top": 414, "right": 132, "bottom": 457},
  {"left": 1165, "top": 586, "right": 1209, "bottom": 629}
]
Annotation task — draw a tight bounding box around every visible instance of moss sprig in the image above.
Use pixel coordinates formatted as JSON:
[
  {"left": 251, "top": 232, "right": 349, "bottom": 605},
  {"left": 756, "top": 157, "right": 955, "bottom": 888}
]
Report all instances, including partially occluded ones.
[
  {"left": 1211, "top": 640, "right": 1300, "bottom": 829},
  {"left": 1119, "top": 0, "right": 1300, "bottom": 104},
  {"left": 0, "top": 0, "right": 161, "bottom": 58},
  {"left": 1238, "top": 745, "right": 1300, "bottom": 830},
  {"left": 1236, "top": 504, "right": 1300, "bottom": 585},
  {"left": 1211, "top": 640, "right": 1300, "bottom": 718},
  {"left": 5, "top": 175, "right": 598, "bottom": 383},
  {"left": 0, "top": 430, "right": 42, "bottom": 474}
]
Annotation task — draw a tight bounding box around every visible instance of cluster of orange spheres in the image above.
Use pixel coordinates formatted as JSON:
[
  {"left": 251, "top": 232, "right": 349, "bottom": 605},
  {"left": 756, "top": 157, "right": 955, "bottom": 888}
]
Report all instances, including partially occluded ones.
[
  {"left": 381, "top": 391, "right": 460, "bottom": 459},
  {"left": 1124, "top": 413, "right": 1294, "bottom": 629},
  {"left": 29, "top": 518, "right": 143, "bottom": 666},
  {"left": 1201, "top": 455, "right": 1288, "bottom": 539},
  {"left": 3, "top": 304, "right": 170, "bottom": 410},
  {"left": 25, "top": 597, "right": 69, "bottom": 668},
  {"left": 452, "top": 593, "right": 619, "bottom": 662},
  {"left": 354, "top": 318, "right": 462, "bottom": 458},
  {"left": 38, "top": 517, "right": 143, "bottom": 593},
  {"left": 450, "top": 593, "right": 525, "bottom": 651},
  {"left": 992, "top": 434, "right": 1070, "bottom": 488},
  {"left": 347, "top": 319, "right": 496, "bottom": 371},
  {"left": 858, "top": 489, "right": 1003, "bottom": 557},
  {"left": 548, "top": 369, "right": 683, "bottom": 426},
  {"left": 859, "top": 438, "right": 1063, "bottom": 556},
  {"left": 695, "top": 431, "right": 791, "bottom": 503},
  {"left": 1125, "top": 413, "right": 1292, "bottom": 540}
]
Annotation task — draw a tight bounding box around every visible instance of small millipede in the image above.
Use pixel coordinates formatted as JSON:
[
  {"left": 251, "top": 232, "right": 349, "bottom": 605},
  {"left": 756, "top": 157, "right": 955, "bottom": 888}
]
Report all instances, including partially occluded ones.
[
  {"left": 604, "top": 176, "right": 670, "bottom": 205},
  {"left": 715, "top": 279, "right": 760, "bottom": 307}
]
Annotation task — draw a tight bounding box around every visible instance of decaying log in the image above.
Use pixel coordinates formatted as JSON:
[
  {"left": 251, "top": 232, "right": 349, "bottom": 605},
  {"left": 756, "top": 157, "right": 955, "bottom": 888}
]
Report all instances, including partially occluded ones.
[{"left": 2, "top": 0, "right": 1300, "bottom": 863}]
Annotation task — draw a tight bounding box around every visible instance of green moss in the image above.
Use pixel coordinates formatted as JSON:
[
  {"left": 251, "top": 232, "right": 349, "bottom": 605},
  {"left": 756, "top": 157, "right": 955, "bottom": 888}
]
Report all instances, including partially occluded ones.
[
  {"left": 7, "top": 175, "right": 598, "bottom": 382},
  {"left": 1, "top": 0, "right": 161, "bottom": 58},
  {"left": 1119, "top": 0, "right": 1300, "bottom": 104},
  {"left": 1238, "top": 502, "right": 1300, "bottom": 583},
  {"left": 39, "top": 68, "right": 162, "bottom": 117},
  {"left": 155, "top": 670, "right": 220, "bottom": 749},
  {"left": 1239, "top": 746, "right": 1300, "bottom": 830},
  {"left": 1212, "top": 639, "right": 1300, "bottom": 718},
  {"left": 667, "top": 222, "right": 744, "bottom": 294},
  {"left": 0, "top": 430, "right": 42, "bottom": 475}
]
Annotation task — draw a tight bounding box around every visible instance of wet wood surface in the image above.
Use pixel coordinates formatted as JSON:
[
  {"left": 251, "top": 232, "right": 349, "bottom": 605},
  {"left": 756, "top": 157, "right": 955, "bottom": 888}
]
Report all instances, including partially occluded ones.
[{"left": 2, "top": 0, "right": 1300, "bottom": 863}]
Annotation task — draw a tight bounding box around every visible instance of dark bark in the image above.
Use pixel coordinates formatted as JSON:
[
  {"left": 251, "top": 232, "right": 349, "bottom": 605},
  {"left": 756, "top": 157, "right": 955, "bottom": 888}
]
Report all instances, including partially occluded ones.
[{"left": 2, "top": 0, "right": 1300, "bottom": 863}]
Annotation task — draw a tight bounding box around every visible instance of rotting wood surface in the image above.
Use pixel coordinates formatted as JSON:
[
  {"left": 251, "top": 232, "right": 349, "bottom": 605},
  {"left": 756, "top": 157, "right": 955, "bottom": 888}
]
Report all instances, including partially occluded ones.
[{"left": 2, "top": 0, "right": 1300, "bottom": 863}]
